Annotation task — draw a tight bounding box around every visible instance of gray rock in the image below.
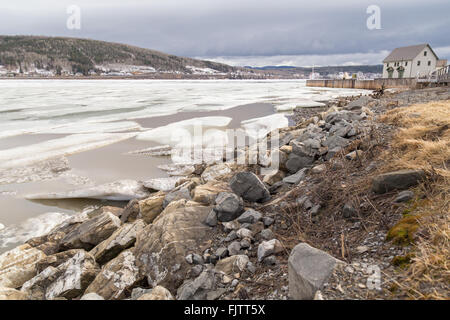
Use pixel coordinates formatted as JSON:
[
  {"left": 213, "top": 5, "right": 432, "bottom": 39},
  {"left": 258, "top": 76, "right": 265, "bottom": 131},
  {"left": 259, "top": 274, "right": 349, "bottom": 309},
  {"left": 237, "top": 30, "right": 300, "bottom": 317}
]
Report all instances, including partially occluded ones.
[
  {"left": 310, "top": 205, "right": 321, "bottom": 216},
  {"left": 263, "top": 217, "right": 275, "bottom": 227},
  {"left": 257, "top": 239, "right": 283, "bottom": 262},
  {"left": 236, "top": 228, "right": 253, "bottom": 240},
  {"left": 214, "top": 192, "right": 244, "bottom": 222},
  {"left": 227, "top": 241, "right": 242, "bottom": 256},
  {"left": 191, "top": 265, "right": 204, "bottom": 278},
  {"left": 246, "top": 262, "right": 256, "bottom": 274},
  {"left": 163, "top": 183, "right": 192, "bottom": 208},
  {"left": 344, "top": 96, "right": 373, "bottom": 110},
  {"left": 186, "top": 253, "right": 204, "bottom": 265},
  {"left": 288, "top": 243, "right": 343, "bottom": 300},
  {"left": 260, "top": 229, "right": 274, "bottom": 240},
  {"left": 237, "top": 209, "right": 262, "bottom": 224},
  {"left": 204, "top": 209, "right": 218, "bottom": 227},
  {"left": 224, "top": 230, "right": 238, "bottom": 242},
  {"left": 372, "top": 169, "right": 425, "bottom": 194},
  {"left": 324, "top": 147, "right": 342, "bottom": 160},
  {"left": 177, "top": 270, "right": 217, "bottom": 300},
  {"left": 322, "top": 135, "right": 349, "bottom": 150},
  {"left": 230, "top": 172, "right": 270, "bottom": 203},
  {"left": 262, "top": 255, "right": 278, "bottom": 266},
  {"left": 342, "top": 204, "right": 357, "bottom": 219},
  {"left": 286, "top": 154, "right": 314, "bottom": 173},
  {"left": 215, "top": 247, "right": 228, "bottom": 259},
  {"left": 240, "top": 238, "right": 251, "bottom": 249},
  {"left": 394, "top": 190, "right": 414, "bottom": 203},
  {"left": 283, "top": 168, "right": 307, "bottom": 184}
]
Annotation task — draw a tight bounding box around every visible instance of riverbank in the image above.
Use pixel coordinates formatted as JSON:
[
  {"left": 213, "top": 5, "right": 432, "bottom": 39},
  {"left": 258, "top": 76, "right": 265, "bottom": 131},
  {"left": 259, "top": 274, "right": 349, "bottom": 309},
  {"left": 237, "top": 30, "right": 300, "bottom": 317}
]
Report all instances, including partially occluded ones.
[{"left": 0, "top": 87, "right": 448, "bottom": 300}]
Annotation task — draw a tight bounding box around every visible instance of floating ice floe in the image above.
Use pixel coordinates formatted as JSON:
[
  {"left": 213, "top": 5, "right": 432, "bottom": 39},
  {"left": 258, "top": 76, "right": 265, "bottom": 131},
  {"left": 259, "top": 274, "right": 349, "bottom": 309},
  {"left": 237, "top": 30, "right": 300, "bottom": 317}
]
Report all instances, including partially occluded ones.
[
  {"left": 0, "top": 133, "right": 136, "bottom": 169},
  {"left": 26, "top": 179, "right": 150, "bottom": 201},
  {"left": 0, "top": 212, "right": 71, "bottom": 248},
  {"left": 127, "top": 145, "right": 172, "bottom": 156},
  {"left": 143, "top": 177, "right": 183, "bottom": 192},
  {"left": 136, "top": 116, "right": 232, "bottom": 146},
  {"left": 275, "top": 100, "right": 326, "bottom": 112},
  {"left": 241, "top": 114, "right": 289, "bottom": 139}
]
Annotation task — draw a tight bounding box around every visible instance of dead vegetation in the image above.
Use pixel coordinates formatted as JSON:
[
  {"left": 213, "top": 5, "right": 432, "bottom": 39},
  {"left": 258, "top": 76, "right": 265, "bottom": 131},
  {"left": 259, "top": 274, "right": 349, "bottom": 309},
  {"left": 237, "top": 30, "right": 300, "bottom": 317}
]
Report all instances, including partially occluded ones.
[
  {"left": 271, "top": 99, "right": 449, "bottom": 299},
  {"left": 380, "top": 100, "right": 450, "bottom": 299}
]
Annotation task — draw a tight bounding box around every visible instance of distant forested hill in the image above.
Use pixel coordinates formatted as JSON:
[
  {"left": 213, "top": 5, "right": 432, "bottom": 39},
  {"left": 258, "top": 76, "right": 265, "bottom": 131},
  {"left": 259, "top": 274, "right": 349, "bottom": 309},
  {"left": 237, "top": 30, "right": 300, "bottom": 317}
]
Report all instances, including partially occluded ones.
[{"left": 0, "top": 35, "right": 236, "bottom": 75}]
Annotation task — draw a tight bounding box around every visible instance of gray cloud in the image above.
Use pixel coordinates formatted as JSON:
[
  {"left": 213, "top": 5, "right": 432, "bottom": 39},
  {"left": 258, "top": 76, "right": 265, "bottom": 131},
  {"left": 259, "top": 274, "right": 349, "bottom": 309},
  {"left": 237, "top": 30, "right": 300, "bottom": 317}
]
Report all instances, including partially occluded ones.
[{"left": 0, "top": 0, "right": 449, "bottom": 66}]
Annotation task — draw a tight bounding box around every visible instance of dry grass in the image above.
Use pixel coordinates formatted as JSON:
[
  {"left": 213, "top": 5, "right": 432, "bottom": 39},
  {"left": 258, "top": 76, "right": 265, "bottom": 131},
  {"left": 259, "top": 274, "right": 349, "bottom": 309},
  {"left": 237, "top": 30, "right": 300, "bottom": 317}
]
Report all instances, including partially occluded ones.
[{"left": 381, "top": 100, "right": 450, "bottom": 299}]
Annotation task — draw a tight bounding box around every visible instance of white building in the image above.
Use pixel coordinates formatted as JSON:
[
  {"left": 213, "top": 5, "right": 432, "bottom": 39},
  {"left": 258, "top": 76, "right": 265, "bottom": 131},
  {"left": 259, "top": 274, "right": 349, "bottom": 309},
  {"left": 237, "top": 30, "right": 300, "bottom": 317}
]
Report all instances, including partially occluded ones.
[{"left": 382, "top": 44, "right": 445, "bottom": 79}]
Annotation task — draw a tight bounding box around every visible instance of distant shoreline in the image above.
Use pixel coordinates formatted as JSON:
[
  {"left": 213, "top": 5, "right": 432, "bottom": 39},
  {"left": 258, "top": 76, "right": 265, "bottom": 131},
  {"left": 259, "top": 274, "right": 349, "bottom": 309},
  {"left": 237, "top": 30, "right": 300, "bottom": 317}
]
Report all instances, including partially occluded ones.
[{"left": 0, "top": 75, "right": 304, "bottom": 80}]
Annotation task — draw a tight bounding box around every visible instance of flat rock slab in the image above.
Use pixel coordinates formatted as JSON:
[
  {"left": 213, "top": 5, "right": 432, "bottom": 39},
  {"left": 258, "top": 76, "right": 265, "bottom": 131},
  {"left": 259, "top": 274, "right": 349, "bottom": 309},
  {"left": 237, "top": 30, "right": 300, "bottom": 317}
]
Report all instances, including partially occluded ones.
[
  {"left": 21, "top": 250, "right": 99, "bottom": 300},
  {"left": 372, "top": 169, "right": 425, "bottom": 194},
  {"left": 60, "top": 212, "right": 121, "bottom": 251},
  {"left": 26, "top": 180, "right": 150, "bottom": 201},
  {"left": 90, "top": 220, "right": 146, "bottom": 264},
  {"left": 134, "top": 202, "right": 213, "bottom": 292}
]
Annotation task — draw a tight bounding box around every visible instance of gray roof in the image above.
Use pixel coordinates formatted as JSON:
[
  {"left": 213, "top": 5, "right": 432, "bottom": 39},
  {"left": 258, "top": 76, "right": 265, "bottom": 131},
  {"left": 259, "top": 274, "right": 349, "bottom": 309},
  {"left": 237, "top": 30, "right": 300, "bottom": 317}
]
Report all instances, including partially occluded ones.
[{"left": 383, "top": 44, "right": 438, "bottom": 62}]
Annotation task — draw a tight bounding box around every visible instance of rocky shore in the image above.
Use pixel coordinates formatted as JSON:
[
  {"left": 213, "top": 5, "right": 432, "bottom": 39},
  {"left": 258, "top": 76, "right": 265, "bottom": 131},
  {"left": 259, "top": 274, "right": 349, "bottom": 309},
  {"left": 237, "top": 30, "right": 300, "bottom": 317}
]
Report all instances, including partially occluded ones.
[{"left": 1, "top": 86, "right": 449, "bottom": 300}]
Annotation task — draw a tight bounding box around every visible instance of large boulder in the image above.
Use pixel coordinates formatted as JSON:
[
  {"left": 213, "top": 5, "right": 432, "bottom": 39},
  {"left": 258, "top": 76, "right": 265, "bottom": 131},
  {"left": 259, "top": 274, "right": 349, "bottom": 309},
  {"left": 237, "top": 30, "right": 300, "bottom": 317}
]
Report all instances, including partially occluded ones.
[
  {"left": 0, "top": 244, "right": 46, "bottom": 288},
  {"left": 21, "top": 250, "right": 99, "bottom": 300},
  {"left": 138, "top": 192, "right": 165, "bottom": 223},
  {"left": 214, "top": 192, "right": 244, "bottom": 222},
  {"left": 85, "top": 250, "right": 142, "bottom": 300},
  {"left": 90, "top": 220, "right": 146, "bottom": 264},
  {"left": 60, "top": 212, "right": 121, "bottom": 251},
  {"left": 372, "top": 169, "right": 426, "bottom": 194},
  {"left": 285, "top": 154, "right": 314, "bottom": 173},
  {"left": 134, "top": 202, "right": 213, "bottom": 292},
  {"left": 288, "top": 243, "right": 343, "bottom": 300},
  {"left": 229, "top": 172, "right": 270, "bottom": 203}
]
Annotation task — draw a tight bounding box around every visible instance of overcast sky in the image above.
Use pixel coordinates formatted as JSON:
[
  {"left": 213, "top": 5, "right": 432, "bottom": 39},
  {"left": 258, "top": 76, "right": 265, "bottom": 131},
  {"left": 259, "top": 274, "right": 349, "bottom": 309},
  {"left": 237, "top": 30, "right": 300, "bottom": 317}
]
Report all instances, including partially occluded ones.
[{"left": 1, "top": 0, "right": 449, "bottom": 66}]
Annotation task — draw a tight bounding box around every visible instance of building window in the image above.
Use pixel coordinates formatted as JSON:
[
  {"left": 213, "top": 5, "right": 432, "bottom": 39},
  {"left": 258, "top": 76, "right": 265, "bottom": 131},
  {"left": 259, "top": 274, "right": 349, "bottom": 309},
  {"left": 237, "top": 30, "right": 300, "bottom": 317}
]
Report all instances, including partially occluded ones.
[
  {"left": 424, "top": 51, "right": 427, "bottom": 56},
  {"left": 417, "top": 61, "right": 421, "bottom": 66},
  {"left": 428, "top": 61, "right": 431, "bottom": 66},
  {"left": 405, "top": 61, "right": 408, "bottom": 66}
]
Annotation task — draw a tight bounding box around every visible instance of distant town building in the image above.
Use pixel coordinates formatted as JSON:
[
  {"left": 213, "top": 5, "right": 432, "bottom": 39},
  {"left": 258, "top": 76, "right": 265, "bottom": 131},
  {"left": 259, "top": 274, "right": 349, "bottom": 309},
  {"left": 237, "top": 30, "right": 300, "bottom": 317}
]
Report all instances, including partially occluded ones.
[{"left": 382, "top": 44, "right": 446, "bottom": 79}]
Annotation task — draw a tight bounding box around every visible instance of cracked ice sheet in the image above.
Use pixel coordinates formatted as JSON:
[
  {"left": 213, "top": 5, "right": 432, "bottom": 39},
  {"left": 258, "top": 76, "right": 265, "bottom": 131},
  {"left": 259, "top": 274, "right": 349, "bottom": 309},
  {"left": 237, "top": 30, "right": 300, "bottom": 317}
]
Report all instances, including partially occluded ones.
[
  {"left": 136, "top": 116, "right": 232, "bottom": 146},
  {"left": 0, "top": 133, "right": 136, "bottom": 169},
  {"left": 241, "top": 113, "right": 289, "bottom": 139}
]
